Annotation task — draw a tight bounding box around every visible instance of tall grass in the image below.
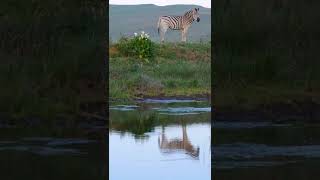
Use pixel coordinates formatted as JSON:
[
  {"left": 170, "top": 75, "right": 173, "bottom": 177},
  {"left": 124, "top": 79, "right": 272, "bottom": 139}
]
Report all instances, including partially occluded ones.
[
  {"left": 0, "top": 0, "right": 106, "bottom": 121},
  {"left": 213, "top": 0, "right": 320, "bottom": 107}
]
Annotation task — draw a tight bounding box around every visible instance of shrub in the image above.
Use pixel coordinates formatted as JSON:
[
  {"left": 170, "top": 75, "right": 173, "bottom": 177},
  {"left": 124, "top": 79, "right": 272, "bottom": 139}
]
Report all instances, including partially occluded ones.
[{"left": 117, "top": 31, "right": 155, "bottom": 63}]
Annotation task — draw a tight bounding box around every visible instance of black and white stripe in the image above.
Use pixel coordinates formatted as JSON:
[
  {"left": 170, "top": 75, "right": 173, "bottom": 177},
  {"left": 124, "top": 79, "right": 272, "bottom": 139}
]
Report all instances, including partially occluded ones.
[
  {"left": 159, "top": 10, "right": 194, "bottom": 30},
  {"left": 157, "top": 8, "right": 200, "bottom": 42}
]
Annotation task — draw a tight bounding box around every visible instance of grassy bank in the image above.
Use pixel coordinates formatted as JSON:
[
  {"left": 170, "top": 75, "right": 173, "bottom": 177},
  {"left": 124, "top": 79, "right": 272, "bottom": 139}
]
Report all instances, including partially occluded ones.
[
  {"left": 0, "top": 0, "right": 106, "bottom": 122},
  {"left": 109, "top": 42, "right": 211, "bottom": 100},
  {"left": 213, "top": 0, "right": 320, "bottom": 112}
]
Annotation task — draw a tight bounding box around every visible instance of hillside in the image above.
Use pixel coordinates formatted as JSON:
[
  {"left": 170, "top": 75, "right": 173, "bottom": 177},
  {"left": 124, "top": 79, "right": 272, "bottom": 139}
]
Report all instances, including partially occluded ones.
[{"left": 109, "top": 4, "right": 211, "bottom": 42}]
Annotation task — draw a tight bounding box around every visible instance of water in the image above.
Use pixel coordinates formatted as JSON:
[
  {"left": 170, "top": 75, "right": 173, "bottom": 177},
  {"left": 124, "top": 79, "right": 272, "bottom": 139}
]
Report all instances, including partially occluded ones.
[
  {"left": 213, "top": 121, "right": 320, "bottom": 179},
  {"left": 109, "top": 99, "right": 211, "bottom": 180},
  {"left": 0, "top": 129, "right": 106, "bottom": 180}
]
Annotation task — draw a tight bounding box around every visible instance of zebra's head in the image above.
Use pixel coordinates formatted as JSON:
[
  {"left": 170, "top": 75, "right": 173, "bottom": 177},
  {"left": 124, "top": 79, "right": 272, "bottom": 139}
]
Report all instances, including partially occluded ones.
[{"left": 193, "top": 8, "right": 200, "bottom": 22}]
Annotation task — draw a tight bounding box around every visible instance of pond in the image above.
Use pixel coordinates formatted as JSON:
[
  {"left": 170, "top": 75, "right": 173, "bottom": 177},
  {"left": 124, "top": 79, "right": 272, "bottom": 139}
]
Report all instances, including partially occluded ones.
[
  {"left": 0, "top": 128, "right": 106, "bottom": 180},
  {"left": 109, "top": 99, "right": 211, "bottom": 180},
  {"left": 213, "top": 121, "right": 320, "bottom": 179}
]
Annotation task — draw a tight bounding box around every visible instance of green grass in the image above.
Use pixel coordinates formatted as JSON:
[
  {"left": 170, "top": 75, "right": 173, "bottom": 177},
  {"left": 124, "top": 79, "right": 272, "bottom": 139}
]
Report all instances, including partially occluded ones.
[
  {"left": 213, "top": 0, "right": 320, "bottom": 110},
  {"left": 109, "top": 42, "right": 211, "bottom": 100},
  {"left": 0, "top": 0, "right": 106, "bottom": 121},
  {"left": 213, "top": 46, "right": 320, "bottom": 109}
]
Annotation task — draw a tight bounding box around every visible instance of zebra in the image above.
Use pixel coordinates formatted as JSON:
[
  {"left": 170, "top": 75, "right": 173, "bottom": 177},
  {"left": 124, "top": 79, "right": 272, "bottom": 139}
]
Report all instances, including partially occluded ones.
[
  {"left": 158, "top": 125, "right": 200, "bottom": 158},
  {"left": 157, "top": 8, "right": 200, "bottom": 42}
]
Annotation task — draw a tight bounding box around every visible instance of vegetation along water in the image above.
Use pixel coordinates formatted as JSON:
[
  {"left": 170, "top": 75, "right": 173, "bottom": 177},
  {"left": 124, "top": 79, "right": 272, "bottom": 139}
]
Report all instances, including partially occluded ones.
[
  {"left": 213, "top": 0, "right": 320, "bottom": 122},
  {"left": 109, "top": 32, "right": 211, "bottom": 101}
]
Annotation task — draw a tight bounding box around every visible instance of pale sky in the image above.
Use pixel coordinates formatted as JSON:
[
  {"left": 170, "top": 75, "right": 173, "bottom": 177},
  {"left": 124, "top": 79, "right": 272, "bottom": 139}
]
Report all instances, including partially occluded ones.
[{"left": 109, "top": 0, "right": 211, "bottom": 8}]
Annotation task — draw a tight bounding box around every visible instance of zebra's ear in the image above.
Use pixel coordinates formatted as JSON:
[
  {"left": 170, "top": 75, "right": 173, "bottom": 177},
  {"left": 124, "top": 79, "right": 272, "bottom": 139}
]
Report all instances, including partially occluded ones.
[
  {"left": 197, "top": 8, "right": 199, "bottom": 11},
  {"left": 194, "top": 8, "right": 197, "bottom": 11}
]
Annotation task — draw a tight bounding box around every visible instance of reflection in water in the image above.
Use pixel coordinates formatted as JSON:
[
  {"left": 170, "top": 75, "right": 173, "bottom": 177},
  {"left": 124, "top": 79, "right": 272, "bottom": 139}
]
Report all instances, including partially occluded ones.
[
  {"left": 109, "top": 100, "right": 211, "bottom": 180},
  {"left": 159, "top": 125, "right": 200, "bottom": 158}
]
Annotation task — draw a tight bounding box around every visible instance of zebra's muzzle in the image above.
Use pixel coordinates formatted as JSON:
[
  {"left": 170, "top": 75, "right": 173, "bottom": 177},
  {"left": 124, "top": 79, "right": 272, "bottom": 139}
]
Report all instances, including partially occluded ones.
[{"left": 197, "top": 17, "right": 200, "bottom": 22}]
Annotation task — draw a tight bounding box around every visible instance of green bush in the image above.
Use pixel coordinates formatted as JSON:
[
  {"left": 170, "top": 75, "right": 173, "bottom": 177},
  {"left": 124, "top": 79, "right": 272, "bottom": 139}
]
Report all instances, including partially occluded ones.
[{"left": 117, "top": 31, "right": 155, "bottom": 63}]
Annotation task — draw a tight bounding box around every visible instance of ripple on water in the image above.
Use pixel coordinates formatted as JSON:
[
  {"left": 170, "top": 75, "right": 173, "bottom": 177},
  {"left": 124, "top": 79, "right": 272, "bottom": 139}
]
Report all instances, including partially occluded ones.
[
  {"left": 159, "top": 112, "right": 201, "bottom": 116},
  {"left": 0, "top": 146, "right": 83, "bottom": 155},
  {"left": 213, "top": 122, "right": 292, "bottom": 129},
  {"left": 0, "top": 138, "right": 95, "bottom": 156},
  {"left": 109, "top": 102, "right": 211, "bottom": 115},
  {"left": 213, "top": 160, "right": 293, "bottom": 169},
  {"left": 138, "top": 99, "right": 203, "bottom": 104},
  {"left": 213, "top": 143, "right": 320, "bottom": 169},
  {"left": 156, "top": 107, "right": 211, "bottom": 115},
  {"left": 109, "top": 105, "right": 139, "bottom": 111}
]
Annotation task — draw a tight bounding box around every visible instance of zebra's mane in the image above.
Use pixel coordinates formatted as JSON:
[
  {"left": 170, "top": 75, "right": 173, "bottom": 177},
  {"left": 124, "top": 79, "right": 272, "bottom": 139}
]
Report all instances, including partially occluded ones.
[{"left": 183, "top": 10, "right": 193, "bottom": 17}]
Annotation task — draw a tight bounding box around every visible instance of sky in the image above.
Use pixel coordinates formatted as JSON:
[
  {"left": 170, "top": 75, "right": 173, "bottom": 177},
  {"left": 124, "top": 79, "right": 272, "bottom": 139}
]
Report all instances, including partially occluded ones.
[{"left": 109, "top": 0, "right": 211, "bottom": 8}]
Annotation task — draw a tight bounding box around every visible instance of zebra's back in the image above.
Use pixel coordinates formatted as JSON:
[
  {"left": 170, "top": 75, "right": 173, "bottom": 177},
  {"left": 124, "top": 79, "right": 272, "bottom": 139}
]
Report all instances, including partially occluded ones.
[{"left": 159, "top": 15, "right": 183, "bottom": 30}]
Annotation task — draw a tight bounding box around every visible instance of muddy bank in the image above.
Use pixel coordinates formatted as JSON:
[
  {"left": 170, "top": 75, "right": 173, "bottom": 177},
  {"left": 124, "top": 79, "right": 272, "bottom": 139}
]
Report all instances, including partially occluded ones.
[{"left": 215, "top": 100, "right": 320, "bottom": 124}]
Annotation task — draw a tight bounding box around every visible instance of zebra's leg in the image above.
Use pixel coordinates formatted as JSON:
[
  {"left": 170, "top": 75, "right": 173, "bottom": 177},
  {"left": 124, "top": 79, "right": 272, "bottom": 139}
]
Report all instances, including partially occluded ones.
[
  {"left": 183, "top": 28, "right": 189, "bottom": 42},
  {"left": 159, "top": 28, "right": 164, "bottom": 42},
  {"left": 181, "top": 29, "right": 184, "bottom": 42},
  {"left": 160, "top": 24, "right": 169, "bottom": 42},
  {"left": 160, "top": 30, "right": 165, "bottom": 43},
  {"left": 161, "top": 26, "right": 168, "bottom": 43},
  {"left": 181, "top": 29, "right": 187, "bottom": 42},
  {"left": 158, "top": 27, "right": 163, "bottom": 42}
]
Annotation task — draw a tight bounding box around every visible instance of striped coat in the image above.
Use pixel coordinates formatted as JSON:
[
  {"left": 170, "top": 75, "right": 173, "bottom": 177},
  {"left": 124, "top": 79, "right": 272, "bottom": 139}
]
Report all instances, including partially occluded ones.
[{"left": 157, "top": 8, "right": 200, "bottom": 42}]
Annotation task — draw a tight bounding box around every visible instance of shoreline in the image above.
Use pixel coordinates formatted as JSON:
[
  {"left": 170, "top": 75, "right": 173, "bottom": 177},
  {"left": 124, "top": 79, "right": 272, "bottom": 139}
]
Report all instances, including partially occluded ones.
[
  {"left": 109, "top": 94, "right": 211, "bottom": 103},
  {"left": 2, "top": 97, "right": 320, "bottom": 131}
]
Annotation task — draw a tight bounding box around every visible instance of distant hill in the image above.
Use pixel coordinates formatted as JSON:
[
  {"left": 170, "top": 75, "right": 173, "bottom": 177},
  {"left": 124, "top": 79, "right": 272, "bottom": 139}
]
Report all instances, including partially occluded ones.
[{"left": 109, "top": 4, "right": 211, "bottom": 42}]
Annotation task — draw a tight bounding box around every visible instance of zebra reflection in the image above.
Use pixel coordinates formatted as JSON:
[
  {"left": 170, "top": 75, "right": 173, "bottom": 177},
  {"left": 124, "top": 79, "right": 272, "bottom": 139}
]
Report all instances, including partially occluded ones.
[{"left": 158, "top": 125, "right": 200, "bottom": 158}]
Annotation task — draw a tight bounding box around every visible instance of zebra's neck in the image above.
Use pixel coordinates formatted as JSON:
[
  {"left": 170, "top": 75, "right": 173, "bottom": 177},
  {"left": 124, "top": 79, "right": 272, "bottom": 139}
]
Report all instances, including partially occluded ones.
[{"left": 183, "top": 10, "right": 194, "bottom": 26}]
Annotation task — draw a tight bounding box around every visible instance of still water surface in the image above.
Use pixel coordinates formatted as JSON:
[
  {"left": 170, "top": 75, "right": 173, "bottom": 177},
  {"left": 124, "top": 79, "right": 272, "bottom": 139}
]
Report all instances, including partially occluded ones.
[
  {"left": 109, "top": 99, "right": 211, "bottom": 180},
  {"left": 213, "top": 121, "right": 320, "bottom": 180},
  {"left": 0, "top": 132, "right": 105, "bottom": 180}
]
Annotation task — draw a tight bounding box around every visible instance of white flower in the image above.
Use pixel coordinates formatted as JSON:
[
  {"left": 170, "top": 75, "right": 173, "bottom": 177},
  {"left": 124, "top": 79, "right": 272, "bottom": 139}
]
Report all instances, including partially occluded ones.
[
  {"left": 141, "top": 31, "right": 145, "bottom": 34},
  {"left": 145, "top": 34, "right": 149, "bottom": 38},
  {"left": 134, "top": 33, "right": 137, "bottom": 36}
]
